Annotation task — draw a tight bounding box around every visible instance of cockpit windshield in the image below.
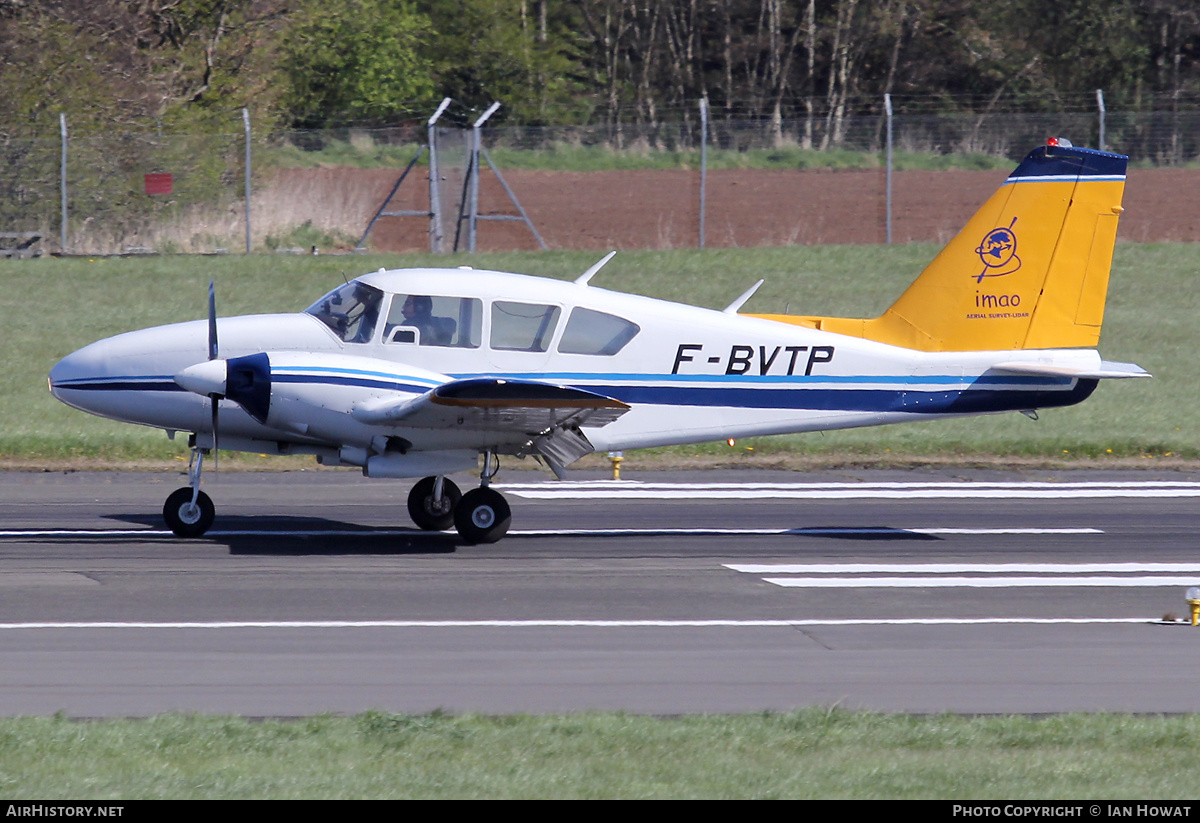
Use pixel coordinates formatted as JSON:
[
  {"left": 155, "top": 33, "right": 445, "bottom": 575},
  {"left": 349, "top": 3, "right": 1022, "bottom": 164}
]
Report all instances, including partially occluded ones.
[{"left": 305, "top": 282, "right": 384, "bottom": 343}]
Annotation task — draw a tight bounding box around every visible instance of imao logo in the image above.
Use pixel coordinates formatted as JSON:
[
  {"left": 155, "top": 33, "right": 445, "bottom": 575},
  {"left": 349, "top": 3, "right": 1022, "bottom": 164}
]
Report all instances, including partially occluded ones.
[{"left": 973, "top": 218, "right": 1021, "bottom": 282}]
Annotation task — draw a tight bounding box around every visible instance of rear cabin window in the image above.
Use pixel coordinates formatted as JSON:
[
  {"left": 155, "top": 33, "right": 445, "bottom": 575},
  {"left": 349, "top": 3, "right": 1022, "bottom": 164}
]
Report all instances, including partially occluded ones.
[
  {"left": 490, "top": 301, "right": 561, "bottom": 352},
  {"left": 557, "top": 307, "right": 640, "bottom": 356},
  {"left": 383, "top": 295, "right": 482, "bottom": 348}
]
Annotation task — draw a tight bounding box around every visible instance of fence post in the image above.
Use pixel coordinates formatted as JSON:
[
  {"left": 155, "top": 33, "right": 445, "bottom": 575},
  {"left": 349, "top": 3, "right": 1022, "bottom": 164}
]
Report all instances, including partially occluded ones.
[
  {"left": 884, "top": 93, "right": 893, "bottom": 245},
  {"left": 1096, "top": 89, "right": 1106, "bottom": 152},
  {"left": 699, "top": 96, "right": 708, "bottom": 249},
  {"left": 59, "top": 113, "right": 68, "bottom": 254},
  {"left": 468, "top": 102, "right": 501, "bottom": 254},
  {"left": 427, "top": 97, "right": 451, "bottom": 253},
  {"left": 242, "top": 108, "right": 252, "bottom": 253}
]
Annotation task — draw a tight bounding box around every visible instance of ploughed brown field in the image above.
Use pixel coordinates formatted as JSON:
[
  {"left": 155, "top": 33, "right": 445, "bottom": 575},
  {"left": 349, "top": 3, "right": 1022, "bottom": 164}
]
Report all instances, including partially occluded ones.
[{"left": 270, "top": 166, "right": 1200, "bottom": 253}]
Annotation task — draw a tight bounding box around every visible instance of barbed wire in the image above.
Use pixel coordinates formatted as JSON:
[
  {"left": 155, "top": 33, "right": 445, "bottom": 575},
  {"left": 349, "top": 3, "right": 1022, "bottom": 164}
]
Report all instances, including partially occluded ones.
[{"left": 16, "top": 89, "right": 1200, "bottom": 138}]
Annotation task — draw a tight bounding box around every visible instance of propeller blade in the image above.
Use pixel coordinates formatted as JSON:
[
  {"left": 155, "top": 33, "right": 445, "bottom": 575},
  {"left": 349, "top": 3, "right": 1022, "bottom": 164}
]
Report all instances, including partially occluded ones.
[
  {"left": 208, "top": 281, "right": 218, "bottom": 361},
  {"left": 210, "top": 393, "right": 219, "bottom": 473},
  {"left": 208, "top": 281, "right": 219, "bottom": 471}
]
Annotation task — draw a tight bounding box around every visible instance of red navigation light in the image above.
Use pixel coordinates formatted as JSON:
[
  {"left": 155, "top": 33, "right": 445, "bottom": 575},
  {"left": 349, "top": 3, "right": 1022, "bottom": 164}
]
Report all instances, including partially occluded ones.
[{"left": 1046, "top": 137, "right": 1074, "bottom": 148}]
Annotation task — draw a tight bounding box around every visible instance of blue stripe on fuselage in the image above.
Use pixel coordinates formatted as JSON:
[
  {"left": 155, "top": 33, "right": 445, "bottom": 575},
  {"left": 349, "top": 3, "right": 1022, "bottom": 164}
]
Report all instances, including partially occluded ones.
[
  {"left": 54, "top": 370, "right": 1095, "bottom": 415},
  {"left": 271, "top": 373, "right": 435, "bottom": 394},
  {"left": 565, "top": 380, "right": 1097, "bottom": 414}
]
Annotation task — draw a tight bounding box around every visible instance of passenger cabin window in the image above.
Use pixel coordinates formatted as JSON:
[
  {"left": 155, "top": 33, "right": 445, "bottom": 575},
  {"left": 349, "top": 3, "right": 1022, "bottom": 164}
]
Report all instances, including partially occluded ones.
[
  {"left": 557, "top": 307, "right": 640, "bottom": 356},
  {"left": 383, "top": 295, "right": 482, "bottom": 348},
  {"left": 305, "top": 282, "right": 384, "bottom": 344},
  {"left": 491, "top": 301, "right": 561, "bottom": 352}
]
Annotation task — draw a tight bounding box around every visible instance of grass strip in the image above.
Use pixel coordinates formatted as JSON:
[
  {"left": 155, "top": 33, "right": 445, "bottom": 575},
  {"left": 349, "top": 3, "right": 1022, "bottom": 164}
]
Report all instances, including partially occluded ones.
[{"left": 3, "top": 710, "right": 1200, "bottom": 799}]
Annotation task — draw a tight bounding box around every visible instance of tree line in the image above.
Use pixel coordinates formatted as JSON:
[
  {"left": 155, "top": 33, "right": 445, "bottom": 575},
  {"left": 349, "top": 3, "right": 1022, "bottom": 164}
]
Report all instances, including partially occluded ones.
[{"left": 1, "top": 0, "right": 1198, "bottom": 136}]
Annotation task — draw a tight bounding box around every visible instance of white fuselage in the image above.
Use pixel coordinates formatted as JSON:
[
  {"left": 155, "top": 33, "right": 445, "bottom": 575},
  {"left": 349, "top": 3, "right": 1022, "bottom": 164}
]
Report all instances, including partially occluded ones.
[{"left": 50, "top": 267, "right": 1098, "bottom": 469}]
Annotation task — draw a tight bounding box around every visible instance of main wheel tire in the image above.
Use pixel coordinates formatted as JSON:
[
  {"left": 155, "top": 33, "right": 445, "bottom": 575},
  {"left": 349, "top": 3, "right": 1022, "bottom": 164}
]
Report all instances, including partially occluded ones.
[
  {"left": 163, "top": 487, "right": 215, "bottom": 538},
  {"left": 407, "top": 476, "right": 462, "bottom": 531},
  {"left": 454, "top": 487, "right": 512, "bottom": 545}
]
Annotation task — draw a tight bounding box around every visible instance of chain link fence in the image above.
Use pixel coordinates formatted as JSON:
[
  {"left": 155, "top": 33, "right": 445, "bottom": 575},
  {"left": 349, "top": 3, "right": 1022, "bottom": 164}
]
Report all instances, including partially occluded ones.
[{"left": 5, "top": 102, "right": 1200, "bottom": 256}]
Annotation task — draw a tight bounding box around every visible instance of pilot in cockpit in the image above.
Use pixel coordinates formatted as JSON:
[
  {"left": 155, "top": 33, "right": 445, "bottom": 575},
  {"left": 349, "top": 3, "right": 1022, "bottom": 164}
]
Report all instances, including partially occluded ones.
[
  {"left": 400, "top": 295, "right": 436, "bottom": 339},
  {"left": 396, "top": 294, "right": 454, "bottom": 345}
]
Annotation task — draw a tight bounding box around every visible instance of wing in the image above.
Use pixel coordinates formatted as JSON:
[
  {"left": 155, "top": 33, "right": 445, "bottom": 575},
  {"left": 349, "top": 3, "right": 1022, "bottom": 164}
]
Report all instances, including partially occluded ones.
[{"left": 352, "top": 377, "right": 630, "bottom": 466}]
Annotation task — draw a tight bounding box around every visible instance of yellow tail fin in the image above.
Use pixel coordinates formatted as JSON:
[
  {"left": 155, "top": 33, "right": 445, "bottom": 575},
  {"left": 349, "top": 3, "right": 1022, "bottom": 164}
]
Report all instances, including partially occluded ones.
[{"left": 752, "top": 143, "right": 1128, "bottom": 352}]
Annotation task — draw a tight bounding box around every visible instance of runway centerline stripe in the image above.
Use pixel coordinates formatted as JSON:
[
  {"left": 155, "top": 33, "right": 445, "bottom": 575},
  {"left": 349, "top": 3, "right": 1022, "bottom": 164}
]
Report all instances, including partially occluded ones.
[
  {"left": 506, "top": 486, "right": 1200, "bottom": 500},
  {"left": 500, "top": 481, "right": 1200, "bottom": 489},
  {"left": 0, "top": 618, "right": 1162, "bottom": 630},
  {"left": 500, "top": 481, "right": 1200, "bottom": 490},
  {"left": 508, "top": 527, "right": 1099, "bottom": 536},
  {"left": 0, "top": 527, "right": 1102, "bottom": 539}
]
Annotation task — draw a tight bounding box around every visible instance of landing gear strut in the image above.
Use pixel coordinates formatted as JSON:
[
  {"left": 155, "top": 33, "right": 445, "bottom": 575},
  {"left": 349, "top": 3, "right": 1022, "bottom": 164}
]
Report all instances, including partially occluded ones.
[{"left": 163, "top": 447, "right": 215, "bottom": 537}]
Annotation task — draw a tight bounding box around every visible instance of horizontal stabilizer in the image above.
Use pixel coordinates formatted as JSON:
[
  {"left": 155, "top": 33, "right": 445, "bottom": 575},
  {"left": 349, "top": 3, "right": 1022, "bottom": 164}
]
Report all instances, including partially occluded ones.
[{"left": 992, "top": 360, "right": 1151, "bottom": 379}]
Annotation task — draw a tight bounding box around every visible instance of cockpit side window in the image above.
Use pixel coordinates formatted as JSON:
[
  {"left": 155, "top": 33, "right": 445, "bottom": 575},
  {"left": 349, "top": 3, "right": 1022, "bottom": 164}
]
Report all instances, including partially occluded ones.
[
  {"left": 491, "top": 301, "right": 561, "bottom": 352},
  {"left": 383, "top": 295, "right": 482, "bottom": 347},
  {"left": 557, "top": 307, "right": 640, "bottom": 356},
  {"left": 305, "top": 282, "right": 384, "bottom": 343}
]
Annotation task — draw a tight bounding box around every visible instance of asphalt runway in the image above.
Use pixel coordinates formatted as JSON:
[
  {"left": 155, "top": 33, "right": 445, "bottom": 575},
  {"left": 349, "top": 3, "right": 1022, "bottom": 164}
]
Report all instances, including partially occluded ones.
[{"left": 2, "top": 466, "right": 1200, "bottom": 716}]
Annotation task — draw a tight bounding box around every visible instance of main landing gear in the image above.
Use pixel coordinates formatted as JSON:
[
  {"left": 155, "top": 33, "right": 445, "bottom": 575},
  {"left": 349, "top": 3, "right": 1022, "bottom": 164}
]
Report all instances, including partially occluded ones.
[
  {"left": 407, "top": 451, "right": 511, "bottom": 544},
  {"left": 161, "top": 444, "right": 511, "bottom": 544},
  {"left": 163, "top": 447, "right": 215, "bottom": 537}
]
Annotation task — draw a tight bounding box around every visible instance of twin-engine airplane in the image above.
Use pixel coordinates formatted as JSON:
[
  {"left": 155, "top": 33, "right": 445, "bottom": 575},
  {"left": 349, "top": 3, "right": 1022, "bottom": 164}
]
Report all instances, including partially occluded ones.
[{"left": 50, "top": 141, "right": 1147, "bottom": 543}]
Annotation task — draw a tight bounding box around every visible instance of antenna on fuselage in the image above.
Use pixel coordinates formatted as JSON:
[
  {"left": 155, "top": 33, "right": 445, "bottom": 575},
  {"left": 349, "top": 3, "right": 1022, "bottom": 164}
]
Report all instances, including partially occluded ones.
[
  {"left": 575, "top": 251, "right": 617, "bottom": 287},
  {"left": 722, "top": 279, "right": 765, "bottom": 314}
]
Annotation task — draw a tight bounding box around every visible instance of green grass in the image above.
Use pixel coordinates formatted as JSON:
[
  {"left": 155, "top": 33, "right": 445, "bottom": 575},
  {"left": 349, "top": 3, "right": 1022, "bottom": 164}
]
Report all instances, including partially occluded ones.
[
  {"left": 2, "top": 244, "right": 1191, "bottom": 464},
  {"left": 263, "top": 137, "right": 1015, "bottom": 172},
  {"left": 3, "top": 710, "right": 1200, "bottom": 798}
]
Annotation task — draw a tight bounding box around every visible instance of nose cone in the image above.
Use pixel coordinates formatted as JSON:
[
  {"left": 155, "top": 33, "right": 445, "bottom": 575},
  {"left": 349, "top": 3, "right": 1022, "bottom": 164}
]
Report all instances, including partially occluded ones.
[
  {"left": 175, "top": 359, "right": 227, "bottom": 397},
  {"left": 50, "top": 312, "right": 336, "bottom": 427},
  {"left": 49, "top": 340, "right": 122, "bottom": 410},
  {"left": 48, "top": 325, "right": 204, "bottom": 420}
]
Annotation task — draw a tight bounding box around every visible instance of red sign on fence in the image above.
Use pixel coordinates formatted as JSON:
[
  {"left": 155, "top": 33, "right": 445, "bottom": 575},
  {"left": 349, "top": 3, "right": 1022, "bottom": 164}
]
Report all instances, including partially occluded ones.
[{"left": 144, "top": 173, "right": 173, "bottom": 196}]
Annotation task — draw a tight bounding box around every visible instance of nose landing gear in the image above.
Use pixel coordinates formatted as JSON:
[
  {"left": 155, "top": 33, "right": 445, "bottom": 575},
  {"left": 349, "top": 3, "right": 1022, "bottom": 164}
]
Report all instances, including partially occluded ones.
[{"left": 163, "top": 447, "right": 215, "bottom": 537}]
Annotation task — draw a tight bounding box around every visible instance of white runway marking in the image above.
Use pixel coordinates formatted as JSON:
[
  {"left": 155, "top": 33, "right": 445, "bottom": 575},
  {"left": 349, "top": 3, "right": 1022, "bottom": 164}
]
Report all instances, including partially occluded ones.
[
  {"left": 501, "top": 480, "right": 1200, "bottom": 500},
  {"left": 762, "top": 576, "right": 1200, "bottom": 588},
  {"left": 727, "top": 562, "right": 1200, "bottom": 574},
  {"left": 726, "top": 562, "right": 1200, "bottom": 589},
  {"left": 0, "top": 529, "right": 421, "bottom": 539},
  {"left": 0, "top": 618, "right": 1161, "bottom": 630},
  {"left": 0, "top": 527, "right": 1101, "bottom": 539},
  {"left": 511, "top": 527, "right": 1099, "bottom": 537}
]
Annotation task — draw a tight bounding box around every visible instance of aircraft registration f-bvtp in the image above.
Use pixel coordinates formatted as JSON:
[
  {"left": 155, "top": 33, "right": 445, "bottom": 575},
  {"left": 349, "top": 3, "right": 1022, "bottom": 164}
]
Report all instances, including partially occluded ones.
[{"left": 50, "top": 141, "right": 1148, "bottom": 543}]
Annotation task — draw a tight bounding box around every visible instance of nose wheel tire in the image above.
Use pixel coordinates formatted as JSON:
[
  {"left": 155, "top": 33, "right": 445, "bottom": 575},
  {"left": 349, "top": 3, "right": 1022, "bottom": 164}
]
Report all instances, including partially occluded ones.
[
  {"left": 163, "top": 487, "right": 215, "bottom": 538},
  {"left": 454, "top": 487, "right": 511, "bottom": 544},
  {"left": 407, "top": 476, "right": 462, "bottom": 531}
]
